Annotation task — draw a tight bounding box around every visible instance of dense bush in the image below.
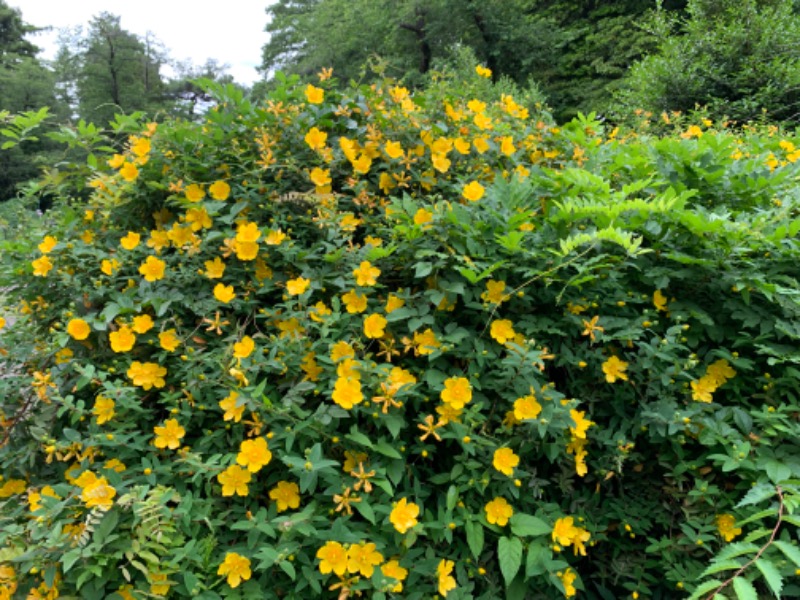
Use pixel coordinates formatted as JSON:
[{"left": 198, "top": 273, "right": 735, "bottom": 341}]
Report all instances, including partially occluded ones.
[{"left": 2, "top": 66, "right": 800, "bottom": 599}]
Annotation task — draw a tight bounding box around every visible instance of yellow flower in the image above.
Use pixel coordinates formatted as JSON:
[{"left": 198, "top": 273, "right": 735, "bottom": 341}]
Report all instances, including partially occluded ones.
[
  {"left": 127, "top": 361, "right": 167, "bottom": 390},
  {"left": 286, "top": 276, "right": 311, "bottom": 296},
  {"left": 236, "top": 437, "right": 272, "bottom": 473},
  {"left": 185, "top": 183, "right": 206, "bottom": 202},
  {"left": 153, "top": 418, "right": 186, "bottom": 449},
  {"left": 389, "top": 497, "right": 420, "bottom": 534},
  {"left": 602, "top": 355, "right": 628, "bottom": 383},
  {"left": 347, "top": 542, "right": 383, "bottom": 577},
  {"left": 490, "top": 319, "right": 516, "bottom": 344},
  {"left": 473, "top": 137, "right": 490, "bottom": 154},
  {"left": 413, "top": 328, "right": 441, "bottom": 355},
  {"left": 317, "top": 541, "right": 348, "bottom": 575},
  {"left": 476, "top": 65, "right": 492, "bottom": 78},
  {"left": 342, "top": 289, "right": 368, "bottom": 313},
  {"left": 552, "top": 516, "right": 579, "bottom": 546},
  {"left": 381, "top": 559, "right": 408, "bottom": 592},
  {"left": 485, "top": 497, "right": 514, "bottom": 526},
  {"left": 413, "top": 208, "right": 433, "bottom": 227},
  {"left": 209, "top": 180, "right": 231, "bottom": 201},
  {"left": 237, "top": 223, "right": 263, "bottom": 244},
  {"left": 233, "top": 335, "right": 255, "bottom": 359},
  {"left": 499, "top": 136, "right": 516, "bottom": 156},
  {"left": 0, "top": 479, "right": 26, "bottom": 497},
  {"left": 67, "top": 318, "right": 91, "bottom": 340},
  {"left": 353, "top": 260, "right": 381, "bottom": 286},
  {"left": 330, "top": 341, "right": 355, "bottom": 363},
  {"left": 557, "top": 568, "right": 578, "bottom": 597},
  {"left": 653, "top": 289, "right": 668, "bottom": 312},
  {"left": 305, "top": 84, "right": 324, "bottom": 104},
  {"left": 265, "top": 228, "right": 287, "bottom": 245},
  {"left": 109, "top": 325, "right": 136, "bottom": 352},
  {"left": 120, "top": 231, "right": 141, "bottom": 250},
  {"left": 214, "top": 283, "right": 236, "bottom": 303},
  {"left": 159, "top": 329, "right": 181, "bottom": 351},
  {"left": 386, "top": 293, "right": 405, "bottom": 313},
  {"left": 493, "top": 447, "right": 519, "bottom": 476},
  {"left": 440, "top": 377, "right": 472, "bottom": 410},
  {"left": 80, "top": 476, "right": 116, "bottom": 509},
  {"left": 101, "top": 258, "right": 120, "bottom": 276},
  {"left": 337, "top": 358, "right": 361, "bottom": 380},
  {"left": 304, "top": 126, "right": 328, "bottom": 150},
  {"left": 132, "top": 314, "right": 154, "bottom": 333},
  {"left": 93, "top": 396, "right": 115, "bottom": 424},
  {"left": 706, "top": 359, "right": 736, "bottom": 386},
  {"left": 108, "top": 153, "right": 125, "bottom": 168},
  {"left": 119, "top": 162, "right": 139, "bottom": 182},
  {"left": 691, "top": 375, "right": 717, "bottom": 403},
  {"left": 310, "top": 167, "right": 331, "bottom": 187},
  {"left": 363, "top": 313, "right": 387, "bottom": 339},
  {"left": 569, "top": 409, "right": 594, "bottom": 439},
  {"left": 437, "top": 559, "right": 457, "bottom": 597},
  {"left": 715, "top": 514, "right": 742, "bottom": 542},
  {"left": 219, "top": 390, "right": 245, "bottom": 422},
  {"left": 217, "top": 464, "right": 251, "bottom": 496},
  {"left": 332, "top": 377, "right": 363, "bottom": 409},
  {"left": 38, "top": 236, "right": 57, "bottom": 253},
  {"left": 514, "top": 394, "right": 541, "bottom": 420},
  {"left": 139, "top": 255, "right": 166, "bottom": 282},
  {"left": 32, "top": 255, "right": 53, "bottom": 276},
  {"left": 217, "top": 552, "right": 251, "bottom": 588},
  {"left": 462, "top": 181, "right": 485, "bottom": 202},
  {"left": 185, "top": 206, "right": 212, "bottom": 230},
  {"left": 384, "top": 140, "right": 404, "bottom": 159},
  {"left": 204, "top": 257, "right": 226, "bottom": 279},
  {"left": 269, "top": 480, "right": 301, "bottom": 512},
  {"left": 309, "top": 301, "right": 332, "bottom": 322}
]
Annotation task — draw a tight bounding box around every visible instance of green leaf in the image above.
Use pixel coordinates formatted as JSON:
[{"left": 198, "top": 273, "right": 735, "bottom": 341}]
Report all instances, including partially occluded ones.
[
  {"left": 525, "top": 541, "right": 549, "bottom": 577},
  {"left": 755, "top": 558, "right": 783, "bottom": 597},
  {"left": 279, "top": 560, "right": 296, "bottom": 580},
  {"left": 354, "top": 500, "right": 376, "bottom": 524},
  {"left": 688, "top": 579, "right": 724, "bottom": 600},
  {"left": 61, "top": 549, "right": 83, "bottom": 573},
  {"left": 373, "top": 441, "right": 402, "bottom": 459},
  {"left": 465, "top": 521, "right": 484, "bottom": 559},
  {"left": 345, "top": 427, "right": 373, "bottom": 448},
  {"left": 700, "top": 559, "right": 743, "bottom": 578},
  {"left": 446, "top": 485, "right": 458, "bottom": 512},
  {"left": 732, "top": 576, "right": 758, "bottom": 600},
  {"left": 774, "top": 540, "right": 800, "bottom": 568},
  {"left": 510, "top": 513, "right": 550, "bottom": 537},
  {"left": 498, "top": 536, "right": 523, "bottom": 586}
]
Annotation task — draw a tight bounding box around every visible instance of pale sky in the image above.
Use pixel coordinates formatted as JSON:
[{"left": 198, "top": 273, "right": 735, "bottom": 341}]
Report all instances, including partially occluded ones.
[{"left": 11, "top": 1, "right": 272, "bottom": 85}]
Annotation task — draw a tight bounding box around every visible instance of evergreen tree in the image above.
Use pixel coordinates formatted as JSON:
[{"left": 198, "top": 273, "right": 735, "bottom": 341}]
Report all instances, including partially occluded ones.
[{"left": 617, "top": 0, "right": 800, "bottom": 124}]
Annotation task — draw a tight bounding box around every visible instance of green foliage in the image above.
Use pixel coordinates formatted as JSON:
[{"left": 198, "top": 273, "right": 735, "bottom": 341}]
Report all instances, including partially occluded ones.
[
  {"left": 617, "top": 0, "right": 800, "bottom": 125},
  {"left": 2, "top": 67, "right": 800, "bottom": 599}
]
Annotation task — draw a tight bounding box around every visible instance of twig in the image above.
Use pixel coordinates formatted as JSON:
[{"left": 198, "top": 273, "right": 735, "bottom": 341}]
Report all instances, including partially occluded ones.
[{"left": 705, "top": 485, "right": 784, "bottom": 600}]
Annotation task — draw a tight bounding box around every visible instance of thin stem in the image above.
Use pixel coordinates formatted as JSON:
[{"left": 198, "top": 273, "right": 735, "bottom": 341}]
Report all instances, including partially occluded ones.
[{"left": 705, "top": 485, "right": 784, "bottom": 600}]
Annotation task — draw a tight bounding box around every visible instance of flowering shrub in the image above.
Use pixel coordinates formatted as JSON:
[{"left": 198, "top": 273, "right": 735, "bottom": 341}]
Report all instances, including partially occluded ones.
[{"left": 2, "top": 68, "right": 800, "bottom": 599}]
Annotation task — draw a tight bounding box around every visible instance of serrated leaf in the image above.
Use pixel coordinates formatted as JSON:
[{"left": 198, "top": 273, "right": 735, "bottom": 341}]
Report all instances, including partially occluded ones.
[
  {"left": 465, "top": 521, "right": 484, "bottom": 559},
  {"left": 755, "top": 559, "right": 783, "bottom": 597},
  {"left": 715, "top": 542, "right": 760, "bottom": 562},
  {"left": 688, "top": 579, "right": 725, "bottom": 600},
  {"left": 510, "top": 513, "right": 550, "bottom": 537},
  {"left": 498, "top": 536, "right": 523, "bottom": 586},
  {"left": 774, "top": 540, "right": 800, "bottom": 568},
  {"left": 700, "top": 559, "right": 743, "bottom": 578},
  {"left": 732, "top": 576, "right": 758, "bottom": 600}
]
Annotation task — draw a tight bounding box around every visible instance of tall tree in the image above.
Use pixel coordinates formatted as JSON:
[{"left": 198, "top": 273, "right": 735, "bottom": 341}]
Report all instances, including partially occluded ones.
[
  {"left": 0, "top": 0, "right": 38, "bottom": 67},
  {"left": 617, "top": 0, "right": 800, "bottom": 124},
  {"left": 77, "top": 13, "right": 166, "bottom": 125},
  {"left": 260, "top": 0, "right": 687, "bottom": 119}
]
